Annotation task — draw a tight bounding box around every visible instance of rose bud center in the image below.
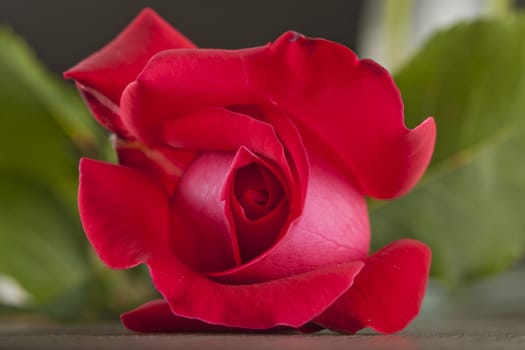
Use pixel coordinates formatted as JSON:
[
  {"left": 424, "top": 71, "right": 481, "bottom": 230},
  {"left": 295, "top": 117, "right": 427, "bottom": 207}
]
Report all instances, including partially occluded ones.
[
  {"left": 234, "top": 162, "right": 284, "bottom": 221},
  {"left": 168, "top": 153, "right": 290, "bottom": 272},
  {"left": 230, "top": 160, "right": 289, "bottom": 263}
]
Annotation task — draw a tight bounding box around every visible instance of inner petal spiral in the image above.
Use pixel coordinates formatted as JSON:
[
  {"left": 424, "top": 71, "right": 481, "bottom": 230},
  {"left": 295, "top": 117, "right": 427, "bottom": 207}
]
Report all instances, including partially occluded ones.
[{"left": 234, "top": 162, "right": 284, "bottom": 220}]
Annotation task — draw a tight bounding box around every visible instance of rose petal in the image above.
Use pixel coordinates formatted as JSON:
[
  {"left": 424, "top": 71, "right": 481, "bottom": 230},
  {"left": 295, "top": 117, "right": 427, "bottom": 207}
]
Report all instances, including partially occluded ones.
[
  {"left": 245, "top": 32, "right": 436, "bottom": 199},
  {"left": 65, "top": 8, "right": 195, "bottom": 136},
  {"left": 234, "top": 162, "right": 284, "bottom": 220},
  {"left": 231, "top": 196, "right": 289, "bottom": 263},
  {"left": 170, "top": 147, "right": 292, "bottom": 271},
  {"left": 225, "top": 147, "right": 289, "bottom": 263},
  {"left": 121, "top": 49, "right": 259, "bottom": 144},
  {"left": 121, "top": 32, "right": 433, "bottom": 198},
  {"left": 314, "top": 239, "right": 431, "bottom": 334},
  {"left": 74, "top": 83, "right": 132, "bottom": 138},
  {"left": 257, "top": 104, "right": 310, "bottom": 213},
  {"left": 148, "top": 249, "right": 364, "bottom": 329},
  {"left": 163, "top": 107, "right": 291, "bottom": 182},
  {"left": 78, "top": 158, "right": 169, "bottom": 269},
  {"left": 115, "top": 138, "right": 195, "bottom": 195},
  {"left": 123, "top": 54, "right": 310, "bottom": 210},
  {"left": 65, "top": 8, "right": 194, "bottom": 104},
  {"left": 208, "top": 152, "right": 369, "bottom": 283},
  {"left": 164, "top": 104, "right": 308, "bottom": 214},
  {"left": 122, "top": 299, "right": 323, "bottom": 333},
  {"left": 121, "top": 299, "right": 239, "bottom": 333},
  {"left": 170, "top": 153, "right": 241, "bottom": 272}
]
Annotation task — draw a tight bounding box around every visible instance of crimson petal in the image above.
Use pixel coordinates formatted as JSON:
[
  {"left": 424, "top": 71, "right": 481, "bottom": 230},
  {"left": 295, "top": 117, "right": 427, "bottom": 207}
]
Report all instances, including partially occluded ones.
[
  {"left": 78, "top": 158, "right": 169, "bottom": 269},
  {"left": 65, "top": 8, "right": 195, "bottom": 136},
  {"left": 122, "top": 300, "right": 240, "bottom": 333},
  {"left": 74, "top": 84, "right": 131, "bottom": 138},
  {"left": 121, "top": 49, "right": 259, "bottom": 144},
  {"left": 163, "top": 107, "right": 290, "bottom": 177},
  {"left": 65, "top": 8, "right": 194, "bottom": 104},
  {"left": 148, "top": 250, "right": 364, "bottom": 329},
  {"left": 314, "top": 239, "right": 431, "bottom": 334},
  {"left": 122, "top": 299, "right": 323, "bottom": 333},
  {"left": 120, "top": 32, "right": 434, "bottom": 198},
  {"left": 245, "top": 32, "right": 435, "bottom": 199}
]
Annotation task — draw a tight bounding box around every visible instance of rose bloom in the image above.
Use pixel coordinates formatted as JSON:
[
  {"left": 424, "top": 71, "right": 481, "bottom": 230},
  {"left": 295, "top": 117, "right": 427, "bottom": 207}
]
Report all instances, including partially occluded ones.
[{"left": 65, "top": 9, "right": 436, "bottom": 333}]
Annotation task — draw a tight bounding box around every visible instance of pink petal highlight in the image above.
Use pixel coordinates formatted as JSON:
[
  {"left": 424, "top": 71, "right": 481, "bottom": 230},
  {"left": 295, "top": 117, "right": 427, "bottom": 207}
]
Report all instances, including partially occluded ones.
[{"left": 170, "top": 153, "right": 241, "bottom": 272}]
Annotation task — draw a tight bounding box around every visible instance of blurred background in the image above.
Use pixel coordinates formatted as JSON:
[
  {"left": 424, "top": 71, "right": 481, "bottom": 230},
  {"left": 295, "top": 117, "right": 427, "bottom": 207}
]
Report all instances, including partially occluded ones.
[{"left": 0, "top": 0, "right": 524, "bottom": 323}]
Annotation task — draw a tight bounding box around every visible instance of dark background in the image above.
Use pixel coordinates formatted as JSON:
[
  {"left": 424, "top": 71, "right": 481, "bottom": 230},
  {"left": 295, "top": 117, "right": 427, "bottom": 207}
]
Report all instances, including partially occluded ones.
[
  {"left": 0, "top": 0, "right": 364, "bottom": 75},
  {"left": 3, "top": 1, "right": 525, "bottom": 75}
]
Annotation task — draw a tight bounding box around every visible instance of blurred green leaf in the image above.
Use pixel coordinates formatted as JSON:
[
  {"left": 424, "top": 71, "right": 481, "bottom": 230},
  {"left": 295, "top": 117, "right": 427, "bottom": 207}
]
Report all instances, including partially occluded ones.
[
  {"left": 0, "top": 29, "right": 100, "bottom": 143},
  {"left": 0, "top": 28, "right": 101, "bottom": 207},
  {"left": 0, "top": 176, "right": 87, "bottom": 307},
  {"left": 0, "top": 28, "right": 101, "bottom": 312},
  {"left": 370, "top": 15, "right": 525, "bottom": 285}
]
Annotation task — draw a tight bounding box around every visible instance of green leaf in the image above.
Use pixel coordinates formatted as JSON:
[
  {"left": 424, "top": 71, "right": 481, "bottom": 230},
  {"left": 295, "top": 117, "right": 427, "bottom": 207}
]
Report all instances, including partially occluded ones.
[
  {"left": 0, "top": 28, "right": 102, "bottom": 207},
  {"left": 0, "top": 176, "right": 87, "bottom": 307},
  {"left": 0, "top": 28, "right": 98, "bottom": 311},
  {"left": 0, "top": 28, "right": 101, "bottom": 151},
  {"left": 370, "top": 16, "right": 525, "bottom": 285}
]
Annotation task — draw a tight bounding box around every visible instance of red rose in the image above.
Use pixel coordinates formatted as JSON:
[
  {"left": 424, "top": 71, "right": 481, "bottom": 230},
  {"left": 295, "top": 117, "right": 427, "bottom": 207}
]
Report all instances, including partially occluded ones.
[{"left": 66, "top": 9, "right": 435, "bottom": 333}]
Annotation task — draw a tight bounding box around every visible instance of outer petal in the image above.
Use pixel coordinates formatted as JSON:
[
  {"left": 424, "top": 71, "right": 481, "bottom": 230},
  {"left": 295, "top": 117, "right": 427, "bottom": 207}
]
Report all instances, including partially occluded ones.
[
  {"left": 122, "top": 300, "right": 240, "bottom": 333},
  {"left": 121, "top": 48, "right": 261, "bottom": 144},
  {"left": 78, "top": 158, "right": 169, "bottom": 269},
  {"left": 245, "top": 32, "right": 436, "bottom": 199},
  {"left": 121, "top": 299, "right": 322, "bottom": 333},
  {"left": 163, "top": 107, "right": 293, "bottom": 186},
  {"left": 314, "top": 239, "right": 431, "bottom": 334},
  {"left": 122, "top": 31, "right": 435, "bottom": 198},
  {"left": 65, "top": 8, "right": 195, "bottom": 104},
  {"left": 148, "top": 250, "right": 364, "bottom": 329},
  {"left": 65, "top": 8, "right": 195, "bottom": 136}
]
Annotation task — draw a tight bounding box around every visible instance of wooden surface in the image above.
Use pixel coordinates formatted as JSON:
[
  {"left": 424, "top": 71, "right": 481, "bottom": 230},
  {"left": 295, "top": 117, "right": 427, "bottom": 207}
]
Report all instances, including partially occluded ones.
[
  {"left": 1, "top": 316, "right": 524, "bottom": 350},
  {"left": 2, "top": 271, "right": 525, "bottom": 349}
]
